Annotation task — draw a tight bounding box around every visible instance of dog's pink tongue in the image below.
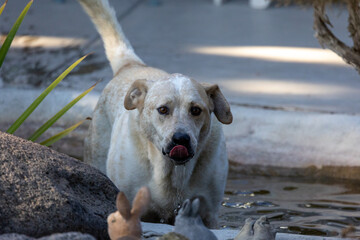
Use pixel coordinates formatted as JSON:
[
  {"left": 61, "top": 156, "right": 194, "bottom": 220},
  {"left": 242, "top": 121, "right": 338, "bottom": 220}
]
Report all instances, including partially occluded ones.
[{"left": 169, "top": 145, "right": 189, "bottom": 159}]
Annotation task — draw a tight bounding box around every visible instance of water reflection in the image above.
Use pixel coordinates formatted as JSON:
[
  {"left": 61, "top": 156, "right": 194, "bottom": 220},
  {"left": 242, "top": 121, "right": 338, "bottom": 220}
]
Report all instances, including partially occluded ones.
[
  {"left": 219, "top": 175, "right": 360, "bottom": 238},
  {"left": 222, "top": 200, "right": 277, "bottom": 209}
]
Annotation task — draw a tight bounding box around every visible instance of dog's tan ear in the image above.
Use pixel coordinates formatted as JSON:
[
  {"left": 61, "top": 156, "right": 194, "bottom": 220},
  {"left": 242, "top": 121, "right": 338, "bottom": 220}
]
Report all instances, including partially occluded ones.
[
  {"left": 202, "top": 83, "right": 233, "bottom": 124},
  {"left": 124, "top": 79, "right": 148, "bottom": 110}
]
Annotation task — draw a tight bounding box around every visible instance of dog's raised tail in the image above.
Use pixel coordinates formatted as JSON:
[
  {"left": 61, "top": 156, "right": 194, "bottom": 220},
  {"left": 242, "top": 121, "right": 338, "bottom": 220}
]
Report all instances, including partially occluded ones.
[{"left": 78, "top": 0, "right": 143, "bottom": 75}]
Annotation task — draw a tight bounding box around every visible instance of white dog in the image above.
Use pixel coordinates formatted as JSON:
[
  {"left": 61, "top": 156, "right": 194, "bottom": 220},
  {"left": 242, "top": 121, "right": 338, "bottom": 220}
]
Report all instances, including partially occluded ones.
[{"left": 78, "top": 0, "right": 232, "bottom": 228}]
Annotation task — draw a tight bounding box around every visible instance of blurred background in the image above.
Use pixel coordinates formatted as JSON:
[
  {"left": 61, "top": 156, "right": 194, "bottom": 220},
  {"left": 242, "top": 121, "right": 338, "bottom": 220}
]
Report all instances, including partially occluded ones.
[
  {"left": 0, "top": 0, "right": 360, "bottom": 238},
  {"left": 0, "top": 0, "right": 358, "bottom": 171}
]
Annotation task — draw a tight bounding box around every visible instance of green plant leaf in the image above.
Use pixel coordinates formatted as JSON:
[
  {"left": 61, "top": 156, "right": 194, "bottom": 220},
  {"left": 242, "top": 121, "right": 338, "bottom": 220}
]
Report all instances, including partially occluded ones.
[
  {"left": 40, "top": 117, "right": 91, "bottom": 146},
  {"left": 0, "top": 0, "right": 8, "bottom": 16},
  {"left": 0, "top": 0, "right": 32, "bottom": 68},
  {"left": 6, "top": 54, "right": 89, "bottom": 134},
  {"left": 28, "top": 81, "right": 99, "bottom": 142}
]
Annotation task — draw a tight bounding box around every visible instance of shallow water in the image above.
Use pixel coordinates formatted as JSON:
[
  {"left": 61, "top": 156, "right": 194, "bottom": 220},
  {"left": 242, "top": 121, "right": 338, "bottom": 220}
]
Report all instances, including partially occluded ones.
[{"left": 219, "top": 175, "right": 360, "bottom": 238}]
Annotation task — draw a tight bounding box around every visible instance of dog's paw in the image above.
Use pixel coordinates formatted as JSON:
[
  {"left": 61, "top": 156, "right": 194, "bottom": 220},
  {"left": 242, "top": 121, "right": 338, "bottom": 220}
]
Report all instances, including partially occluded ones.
[{"left": 235, "top": 216, "right": 275, "bottom": 240}]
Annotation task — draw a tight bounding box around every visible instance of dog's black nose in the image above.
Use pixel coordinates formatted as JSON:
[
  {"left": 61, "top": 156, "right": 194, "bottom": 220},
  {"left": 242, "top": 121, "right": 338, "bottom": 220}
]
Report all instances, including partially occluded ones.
[{"left": 172, "top": 132, "right": 190, "bottom": 145}]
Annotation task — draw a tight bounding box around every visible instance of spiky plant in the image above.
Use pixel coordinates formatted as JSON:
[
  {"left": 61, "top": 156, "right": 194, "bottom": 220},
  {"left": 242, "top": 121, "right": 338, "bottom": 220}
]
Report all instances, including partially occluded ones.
[
  {"left": 276, "top": 0, "right": 360, "bottom": 74},
  {"left": 0, "top": 0, "right": 96, "bottom": 146}
]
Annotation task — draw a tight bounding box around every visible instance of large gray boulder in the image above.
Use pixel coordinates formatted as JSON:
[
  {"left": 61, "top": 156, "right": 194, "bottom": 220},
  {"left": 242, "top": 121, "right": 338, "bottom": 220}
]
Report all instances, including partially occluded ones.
[
  {"left": 0, "top": 132, "right": 118, "bottom": 239},
  {"left": 0, "top": 232, "right": 96, "bottom": 240}
]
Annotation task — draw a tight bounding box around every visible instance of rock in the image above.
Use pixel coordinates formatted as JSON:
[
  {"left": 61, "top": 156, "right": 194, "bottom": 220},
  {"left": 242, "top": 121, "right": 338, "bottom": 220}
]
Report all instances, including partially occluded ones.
[
  {"left": 0, "top": 233, "right": 34, "bottom": 240},
  {"left": 0, "top": 132, "right": 119, "bottom": 239},
  {"left": 38, "top": 232, "right": 96, "bottom": 240},
  {"left": 0, "top": 232, "right": 96, "bottom": 240},
  {"left": 157, "top": 232, "right": 189, "bottom": 240}
]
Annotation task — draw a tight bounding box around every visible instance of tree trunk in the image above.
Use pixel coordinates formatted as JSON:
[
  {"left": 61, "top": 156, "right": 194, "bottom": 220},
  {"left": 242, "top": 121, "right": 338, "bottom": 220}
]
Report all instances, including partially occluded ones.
[{"left": 313, "top": 0, "right": 360, "bottom": 74}]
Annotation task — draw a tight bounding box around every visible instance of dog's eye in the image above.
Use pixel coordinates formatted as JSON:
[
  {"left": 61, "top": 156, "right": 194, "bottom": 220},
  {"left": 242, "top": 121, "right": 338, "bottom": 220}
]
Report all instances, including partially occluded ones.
[
  {"left": 157, "top": 106, "right": 169, "bottom": 115},
  {"left": 190, "top": 106, "right": 202, "bottom": 116}
]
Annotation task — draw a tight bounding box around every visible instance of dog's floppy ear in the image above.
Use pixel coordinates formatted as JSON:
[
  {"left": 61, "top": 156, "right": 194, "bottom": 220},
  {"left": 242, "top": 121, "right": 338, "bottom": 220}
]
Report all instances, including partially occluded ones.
[
  {"left": 202, "top": 83, "right": 233, "bottom": 124},
  {"left": 124, "top": 79, "right": 148, "bottom": 110}
]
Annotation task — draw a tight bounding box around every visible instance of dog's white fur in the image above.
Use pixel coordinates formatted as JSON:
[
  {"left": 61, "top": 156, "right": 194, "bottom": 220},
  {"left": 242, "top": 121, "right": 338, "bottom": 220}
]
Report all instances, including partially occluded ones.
[{"left": 78, "top": 0, "right": 232, "bottom": 228}]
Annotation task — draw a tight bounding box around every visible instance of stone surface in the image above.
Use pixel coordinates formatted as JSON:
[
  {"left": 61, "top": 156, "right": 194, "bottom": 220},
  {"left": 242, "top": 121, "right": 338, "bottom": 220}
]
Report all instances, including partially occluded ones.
[
  {"left": 0, "top": 132, "right": 118, "bottom": 239},
  {"left": 157, "top": 232, "right": 189, "bottom": 240},
  {"left": 0, "top": 233, "right": 34, "bottom": 240},
  {"left": 0, "top": 232, "right": 96, "bottom": 240},
  {"left": 142, "top": 222, "right": 353, "bottom": 240},
  {"left": 275, "top": 233, "right": 353, "bottom": 240},
  {"left": 38, "top": 232, "right": 96, "bottom": 240},
  {"left": 142, "top": 222, "right": 239, "bottom": 240}
]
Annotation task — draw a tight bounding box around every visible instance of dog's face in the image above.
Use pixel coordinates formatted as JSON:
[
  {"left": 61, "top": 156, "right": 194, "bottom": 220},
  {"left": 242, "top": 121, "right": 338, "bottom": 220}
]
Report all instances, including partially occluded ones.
[{"left": 124, "top": 74, "right": 232, "bottom": 165}]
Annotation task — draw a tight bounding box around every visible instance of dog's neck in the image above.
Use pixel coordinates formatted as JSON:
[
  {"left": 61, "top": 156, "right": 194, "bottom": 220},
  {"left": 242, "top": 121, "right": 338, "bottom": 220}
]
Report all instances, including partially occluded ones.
[
  {"left": 171, "top": 164, "right": 192, "bottom": 190},
  {"left": 146, "top": 141, "right": 196, "bottom": 189}
]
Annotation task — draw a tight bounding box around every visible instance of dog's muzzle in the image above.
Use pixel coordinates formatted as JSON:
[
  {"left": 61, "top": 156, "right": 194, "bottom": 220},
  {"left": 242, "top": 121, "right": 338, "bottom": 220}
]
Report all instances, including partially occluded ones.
[{"left": 162, "top": 132, "right": 194, "bottom": 165}]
